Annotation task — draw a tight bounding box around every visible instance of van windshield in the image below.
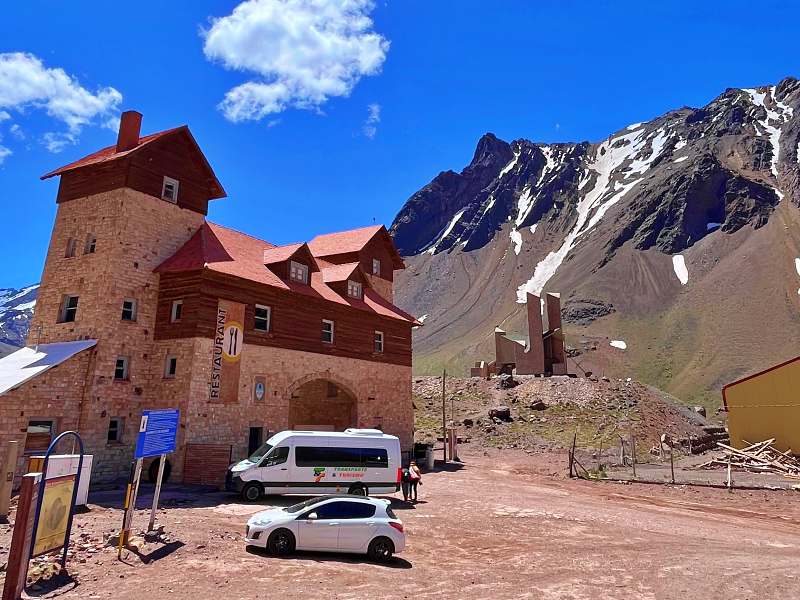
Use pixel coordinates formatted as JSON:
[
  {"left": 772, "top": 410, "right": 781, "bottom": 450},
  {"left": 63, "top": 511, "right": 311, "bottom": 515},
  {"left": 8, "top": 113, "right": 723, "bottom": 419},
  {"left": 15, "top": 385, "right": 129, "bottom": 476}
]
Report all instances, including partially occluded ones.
[{"left": 248, "top": 442, "right": 273, "bottom": 463}]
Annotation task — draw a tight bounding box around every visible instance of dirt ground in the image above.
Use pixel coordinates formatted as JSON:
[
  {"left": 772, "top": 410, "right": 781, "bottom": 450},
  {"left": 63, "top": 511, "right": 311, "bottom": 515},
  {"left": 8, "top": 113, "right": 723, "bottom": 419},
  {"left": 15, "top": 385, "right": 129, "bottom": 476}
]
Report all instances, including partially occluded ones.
[{"left": 3, "top": 445, "right": 800, "bottom": 600}]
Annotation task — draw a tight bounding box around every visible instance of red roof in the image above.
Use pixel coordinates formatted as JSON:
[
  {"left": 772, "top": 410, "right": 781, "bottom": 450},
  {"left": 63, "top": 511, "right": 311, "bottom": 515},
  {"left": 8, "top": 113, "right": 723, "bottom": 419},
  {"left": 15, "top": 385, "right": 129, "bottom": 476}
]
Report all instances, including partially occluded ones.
[
  {"left": 320, "top": 262, "right": 361, "bottom": 283},
  {"left": 262, "top": 243, "right": 306, "bottom": 265},
  {"left": 156, "top": 222, "right": 419, "bottom": 324},
  {"left": 41, "top": 126, "right": 226, "bottom": 199},
  {"left": 308, "top": 224, "right": 405, "bottom": 269}
]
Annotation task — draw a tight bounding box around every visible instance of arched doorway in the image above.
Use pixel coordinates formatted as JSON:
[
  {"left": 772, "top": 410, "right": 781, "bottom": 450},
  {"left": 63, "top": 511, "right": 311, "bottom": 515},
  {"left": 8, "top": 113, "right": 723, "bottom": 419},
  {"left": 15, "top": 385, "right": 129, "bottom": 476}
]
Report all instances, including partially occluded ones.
[{"left": 287, "top": 376, "right": 358, "bottom": 432}]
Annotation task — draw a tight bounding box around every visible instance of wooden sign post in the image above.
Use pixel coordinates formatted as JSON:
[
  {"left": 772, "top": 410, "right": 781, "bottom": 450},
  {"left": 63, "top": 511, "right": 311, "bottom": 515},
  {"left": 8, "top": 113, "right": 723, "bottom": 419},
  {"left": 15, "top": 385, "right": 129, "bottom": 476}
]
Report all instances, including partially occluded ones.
[
  {"left": 2, "top": 473, "right": 41, "bottom": 600},
  {"left": 0, "top": 441, "right": 19, "bottom": 522}
]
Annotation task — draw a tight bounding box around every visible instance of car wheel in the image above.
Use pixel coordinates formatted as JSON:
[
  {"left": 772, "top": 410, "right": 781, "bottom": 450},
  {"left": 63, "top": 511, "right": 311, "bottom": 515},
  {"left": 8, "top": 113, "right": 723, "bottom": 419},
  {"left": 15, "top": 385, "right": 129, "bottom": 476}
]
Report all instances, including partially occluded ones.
[
  {"left": 241, "top": 482, "right": 263, "bottom": 502},
  {"left": 367, "top": 536, "right": 394, "bottom": 562},
  {"left": 348, "top": 483, "right": 368, "bottom": 496},
  {"left": 267, "top": 529, "right": 296, "bottom": 556}
]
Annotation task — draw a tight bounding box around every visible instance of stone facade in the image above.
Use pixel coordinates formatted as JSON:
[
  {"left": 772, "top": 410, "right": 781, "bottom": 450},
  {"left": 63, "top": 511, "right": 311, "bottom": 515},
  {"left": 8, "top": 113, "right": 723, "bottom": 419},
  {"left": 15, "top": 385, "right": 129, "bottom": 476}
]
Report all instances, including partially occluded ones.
[
  {"left": 155, "top": 338, "right": 413, "bottom": 483},
  {"left": 5, "top": 185, "right": 414, "bottom": 487}
]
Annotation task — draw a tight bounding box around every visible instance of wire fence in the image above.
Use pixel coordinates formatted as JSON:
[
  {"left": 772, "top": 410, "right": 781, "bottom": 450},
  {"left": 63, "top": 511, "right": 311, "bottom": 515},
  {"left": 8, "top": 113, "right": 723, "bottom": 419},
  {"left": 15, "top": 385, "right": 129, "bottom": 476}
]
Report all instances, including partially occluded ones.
[{"left": 566, "top": 428, "right": 796, "bottom": 490}]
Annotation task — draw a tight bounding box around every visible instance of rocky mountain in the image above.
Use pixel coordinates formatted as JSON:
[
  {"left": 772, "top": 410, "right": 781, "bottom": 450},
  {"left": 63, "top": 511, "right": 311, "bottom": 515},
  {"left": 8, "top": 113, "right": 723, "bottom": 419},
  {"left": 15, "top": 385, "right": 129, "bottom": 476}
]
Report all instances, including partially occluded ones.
[
  {"left": 392, "top": 77, "right": 800, "bottom": 411},
  {"left": 0, "top": 284, "right": 38, "bottom": 355}
]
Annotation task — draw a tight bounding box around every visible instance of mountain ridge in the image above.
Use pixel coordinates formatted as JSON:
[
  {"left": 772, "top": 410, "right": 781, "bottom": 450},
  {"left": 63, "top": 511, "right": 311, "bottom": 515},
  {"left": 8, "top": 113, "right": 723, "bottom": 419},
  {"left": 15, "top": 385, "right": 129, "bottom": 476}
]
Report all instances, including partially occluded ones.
[{"left": 391, "top": 76, "right": 800, "bottom": 411}]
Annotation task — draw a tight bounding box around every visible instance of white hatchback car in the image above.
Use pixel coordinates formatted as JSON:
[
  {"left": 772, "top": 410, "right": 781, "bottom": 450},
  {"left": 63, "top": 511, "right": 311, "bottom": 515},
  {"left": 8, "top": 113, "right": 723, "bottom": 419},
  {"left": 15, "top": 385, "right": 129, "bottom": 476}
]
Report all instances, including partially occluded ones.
[{"left": 245, "top": 495, "right": 405, "bottom": 562}]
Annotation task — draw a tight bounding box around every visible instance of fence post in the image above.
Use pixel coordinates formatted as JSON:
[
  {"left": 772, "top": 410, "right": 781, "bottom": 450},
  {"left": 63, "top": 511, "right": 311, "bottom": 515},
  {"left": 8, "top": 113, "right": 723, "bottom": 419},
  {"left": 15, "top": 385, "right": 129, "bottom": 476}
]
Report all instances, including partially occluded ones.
[
  {"left": 669, "top": 444, "right": 675, "bottom": 484},
  {"left": 727, "top": 456, "right": 733, "bottom": 492},
  {"left": 630, "top": 434, "right": 637, "bottom": 479},
  {"left": 0, "top": 441, "right": 19, "bottom": 523},
  {"left": 568, "top": 431, "right": 577, "bottom": 478}
]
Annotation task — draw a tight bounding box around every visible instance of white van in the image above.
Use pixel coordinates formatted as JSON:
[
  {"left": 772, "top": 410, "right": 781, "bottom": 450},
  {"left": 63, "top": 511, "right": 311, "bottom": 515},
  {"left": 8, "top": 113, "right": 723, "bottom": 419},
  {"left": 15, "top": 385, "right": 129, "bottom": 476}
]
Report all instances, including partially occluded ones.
[{"left": 226, "top": 429, "right": 402, "bottom": 501}]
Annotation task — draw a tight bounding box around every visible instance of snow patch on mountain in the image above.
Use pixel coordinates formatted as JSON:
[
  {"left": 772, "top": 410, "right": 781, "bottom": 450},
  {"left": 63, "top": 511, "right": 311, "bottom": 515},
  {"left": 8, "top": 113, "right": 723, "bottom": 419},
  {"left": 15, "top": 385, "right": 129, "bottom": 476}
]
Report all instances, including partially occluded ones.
[
  {"left": 516, "top": 125, "right": 667, "bottom": 302},
  {"left": 0, "top": 283, "right": 39, "bottom": 347},
  {"left": 795, "top": 257, "right": 800, "bottom": 277},
  {"left": 672, "top": 255, "right": 689, "bottom": 285},
  {"left": 426, "top": 208, "right": 467, "bottom": 255},
  {"left": 610, "top": 340, "right": 627, "bottom": 350},
  {"left": 498, "top": 149, "right": 520, "bottom": 179},
  {"left": 743, "top": 86, "right": 794, "bottom": 195}
]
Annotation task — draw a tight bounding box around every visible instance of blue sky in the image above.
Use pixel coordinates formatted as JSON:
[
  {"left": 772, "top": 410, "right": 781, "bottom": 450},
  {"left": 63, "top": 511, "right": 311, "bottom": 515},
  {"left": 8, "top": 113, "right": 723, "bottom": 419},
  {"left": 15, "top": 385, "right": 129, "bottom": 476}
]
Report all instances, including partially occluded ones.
[{"left": 1, "top": 0, "right": 799, "bottom": 288}]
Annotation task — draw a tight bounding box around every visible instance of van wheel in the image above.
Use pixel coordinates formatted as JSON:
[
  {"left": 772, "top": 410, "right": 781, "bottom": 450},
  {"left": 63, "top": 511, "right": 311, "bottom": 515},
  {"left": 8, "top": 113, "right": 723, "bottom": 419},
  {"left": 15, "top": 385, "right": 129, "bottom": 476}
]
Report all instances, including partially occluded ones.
[
  {"left": 367, "top": 536, "right": 394, "bottom": 562},
  {"left": 348, "top": 483, "right": 368, "bottom": 496},
  {"left": 267, "top": 529, "right": 295, "bottom": 556},
  {"left": 241, "top": 482, "right": 263, "bottom": 502}
]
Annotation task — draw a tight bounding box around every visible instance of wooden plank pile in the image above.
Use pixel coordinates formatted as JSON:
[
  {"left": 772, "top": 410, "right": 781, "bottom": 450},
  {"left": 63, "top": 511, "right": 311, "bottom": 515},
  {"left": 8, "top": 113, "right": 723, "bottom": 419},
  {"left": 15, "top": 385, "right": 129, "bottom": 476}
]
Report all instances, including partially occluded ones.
[{"left": 698, "top": 439, "right": 800, "bottom": 479}]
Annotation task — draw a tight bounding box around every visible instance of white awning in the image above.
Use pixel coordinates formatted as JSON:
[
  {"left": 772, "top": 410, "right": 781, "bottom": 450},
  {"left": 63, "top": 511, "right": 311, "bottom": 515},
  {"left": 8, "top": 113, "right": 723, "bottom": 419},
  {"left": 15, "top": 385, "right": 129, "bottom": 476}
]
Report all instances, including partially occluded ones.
[{"left": 0, "top": 340, "right": 97, "bottom": 396}]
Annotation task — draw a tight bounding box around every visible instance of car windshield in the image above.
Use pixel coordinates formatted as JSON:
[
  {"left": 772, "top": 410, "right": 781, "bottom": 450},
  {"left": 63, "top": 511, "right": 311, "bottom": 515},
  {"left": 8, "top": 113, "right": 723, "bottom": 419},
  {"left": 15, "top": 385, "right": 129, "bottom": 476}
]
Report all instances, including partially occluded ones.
[
  {"left": 248, "top": 442, "right": 273, "bottom": 463},
  {"left": 283, "top": 497, "right": 327, "bottom": 514}
]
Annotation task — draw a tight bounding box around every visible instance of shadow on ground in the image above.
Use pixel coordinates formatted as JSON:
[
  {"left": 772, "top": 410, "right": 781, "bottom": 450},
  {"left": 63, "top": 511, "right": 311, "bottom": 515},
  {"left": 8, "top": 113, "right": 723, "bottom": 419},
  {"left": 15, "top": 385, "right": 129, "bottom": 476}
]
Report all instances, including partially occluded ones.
[
  {"left": 245, "top": 545, "right": 412, "bottom": 569},
  {"left": 25, "top": 570, "right": 79, "bottom": 597}
]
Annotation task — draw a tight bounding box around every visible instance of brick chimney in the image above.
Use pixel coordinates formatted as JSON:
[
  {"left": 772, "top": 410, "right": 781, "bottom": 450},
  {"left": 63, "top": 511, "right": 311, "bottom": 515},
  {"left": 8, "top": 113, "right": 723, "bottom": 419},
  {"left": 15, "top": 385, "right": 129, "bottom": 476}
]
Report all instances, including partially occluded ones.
[{"left": 116, "top": 110, "right": 142, "bottom": 152}]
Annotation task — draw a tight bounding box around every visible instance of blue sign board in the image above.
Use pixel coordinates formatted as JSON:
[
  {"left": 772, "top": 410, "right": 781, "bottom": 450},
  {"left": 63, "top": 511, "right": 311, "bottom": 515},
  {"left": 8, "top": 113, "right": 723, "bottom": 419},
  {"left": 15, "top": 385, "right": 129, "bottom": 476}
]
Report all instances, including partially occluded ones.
[{"left": 135, "top": 409, "right": 179, "bottom": 459}]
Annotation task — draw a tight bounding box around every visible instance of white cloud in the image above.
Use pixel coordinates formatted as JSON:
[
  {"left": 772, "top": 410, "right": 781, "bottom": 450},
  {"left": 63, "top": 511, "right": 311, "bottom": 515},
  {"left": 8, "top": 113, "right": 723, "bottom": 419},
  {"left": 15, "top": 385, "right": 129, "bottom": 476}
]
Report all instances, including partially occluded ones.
[
  {"left": 0, "top": 145, "right": 10, "bottom": 164},
  {"left": 0, "top": 52, "right": 122, "bottom": 153},
  {"left": 0, "top": 110, "right": 10, "bottom": 122},
  {"left": 9, "top": 123, "right": 24, "bottom": 140},
  {"left": 362, "top": 102, "right": 380, "bottom": 138},
  {"left": 202, "top": 0, "right": 389, "bottom": 122}
]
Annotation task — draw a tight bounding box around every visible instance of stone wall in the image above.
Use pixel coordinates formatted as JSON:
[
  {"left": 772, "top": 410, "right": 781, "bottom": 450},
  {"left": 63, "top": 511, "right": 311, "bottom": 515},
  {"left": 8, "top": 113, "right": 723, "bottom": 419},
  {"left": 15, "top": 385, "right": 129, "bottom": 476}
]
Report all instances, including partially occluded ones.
[
  {"left": 0, "top": 348, "right": 94, "bottom": 488},
  {"left": 6, "top": 186, "right": 413, "bottom": 487}
]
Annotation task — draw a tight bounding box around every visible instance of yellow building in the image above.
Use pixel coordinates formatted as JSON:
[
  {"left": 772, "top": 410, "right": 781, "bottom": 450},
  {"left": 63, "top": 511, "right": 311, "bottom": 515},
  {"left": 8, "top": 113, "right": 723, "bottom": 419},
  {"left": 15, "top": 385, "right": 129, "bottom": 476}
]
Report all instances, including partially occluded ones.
[{"left": 723, "top": 356, "right": 800, "bottom": 453}]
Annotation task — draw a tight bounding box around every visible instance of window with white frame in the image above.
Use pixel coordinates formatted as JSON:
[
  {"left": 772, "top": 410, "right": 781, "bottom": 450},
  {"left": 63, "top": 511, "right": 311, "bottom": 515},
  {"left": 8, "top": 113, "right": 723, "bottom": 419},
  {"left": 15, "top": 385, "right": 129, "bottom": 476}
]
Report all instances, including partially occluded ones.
[
  {"left": 84, "top": 234, "right": 97, "bottom": 254},
  {"left": 170, "top": 299, "right": 183, "bottom": 322},
  {"left": 114, "top": 356, "right": 129, "bottom": 380},
  {"left": 59, "top": 295, "right": 79, "bottom": 323},
  {"left": 161, "top": 176, "right": 179, "bottom": 203},
  {"left": 254, "top": 304, "right": 271, "bottom": 332},
  {"left": 164, "top": 356, "right": 178, "bottom": 378},
  {"left": 322, "top": 319, "right": 334, "bottom": 344},
  {"left": 121, "top": 298, "right": 137, "bottom": 321},
  {"left": 289, "top": 260, "right": 309, "bottom": 284},
  {"left": 107, "top": 417, "right": 123, "bottom": 443},
  {"left": 347, "top": 280, "right": 362, "bottom": 299},
  {"left": 374, "top": 330, "right": 384, "bottom": 353},
  {"left": 65, "top": 237, "right": 78, "bottom": 258},
  {"left": 372, "top": 258, "right": 381, "bottom": 276}
]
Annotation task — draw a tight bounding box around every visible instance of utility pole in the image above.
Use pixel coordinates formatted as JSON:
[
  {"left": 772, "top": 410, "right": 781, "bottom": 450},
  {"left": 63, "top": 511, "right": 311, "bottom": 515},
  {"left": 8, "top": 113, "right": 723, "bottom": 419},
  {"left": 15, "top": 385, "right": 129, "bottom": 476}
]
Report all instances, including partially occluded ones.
[{"left": 441, "top": 369, "right": 447, "bottom": 463}]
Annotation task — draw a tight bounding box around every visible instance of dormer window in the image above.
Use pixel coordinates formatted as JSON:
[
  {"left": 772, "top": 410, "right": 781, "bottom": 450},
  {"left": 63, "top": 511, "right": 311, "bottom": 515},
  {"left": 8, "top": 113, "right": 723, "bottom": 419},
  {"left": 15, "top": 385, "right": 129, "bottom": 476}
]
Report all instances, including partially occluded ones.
[
  {"left": 161, "top": 176, "right": 179, "bottom": 203},
  {"left": 372, "top": 258, "right": 381, "bottom": 276},
  {"left": 289, "top": 260, "right": 309, "bottom": 284},
  {"left": 347, "top": 280, "right": 362, "bottom": 299}
]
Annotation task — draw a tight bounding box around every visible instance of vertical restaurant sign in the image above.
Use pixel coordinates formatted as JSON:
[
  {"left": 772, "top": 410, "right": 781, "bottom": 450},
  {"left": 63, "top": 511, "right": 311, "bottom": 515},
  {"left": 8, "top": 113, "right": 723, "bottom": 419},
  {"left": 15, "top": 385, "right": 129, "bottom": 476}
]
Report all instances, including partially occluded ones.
[{"left": 210, "top": 299, "right": 245, "bottom": 402}]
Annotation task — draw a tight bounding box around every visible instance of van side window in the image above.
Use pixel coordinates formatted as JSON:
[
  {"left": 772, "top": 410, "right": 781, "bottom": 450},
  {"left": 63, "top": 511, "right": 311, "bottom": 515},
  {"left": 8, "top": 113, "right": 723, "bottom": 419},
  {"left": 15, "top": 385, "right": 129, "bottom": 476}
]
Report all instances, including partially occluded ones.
[
  {"left": 262, "top": 446, "right": 289, "bottom": 467},
  {"left": 294, "top": 446, "right": 388, "bottom": 468},
  {"left": 362, "top": 448, "right": 388, "bottom": 468}
]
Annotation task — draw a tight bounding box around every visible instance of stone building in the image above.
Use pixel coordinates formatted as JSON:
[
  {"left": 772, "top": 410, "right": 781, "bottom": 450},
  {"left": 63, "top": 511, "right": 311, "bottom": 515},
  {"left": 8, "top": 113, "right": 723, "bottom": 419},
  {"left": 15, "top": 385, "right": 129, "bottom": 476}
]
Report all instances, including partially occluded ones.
[
  {"left": 0, "top": 111, "right": 418, "bottom": 486},
  {"left": 471, "top": 292, "right": 567, "bottom": 378}
]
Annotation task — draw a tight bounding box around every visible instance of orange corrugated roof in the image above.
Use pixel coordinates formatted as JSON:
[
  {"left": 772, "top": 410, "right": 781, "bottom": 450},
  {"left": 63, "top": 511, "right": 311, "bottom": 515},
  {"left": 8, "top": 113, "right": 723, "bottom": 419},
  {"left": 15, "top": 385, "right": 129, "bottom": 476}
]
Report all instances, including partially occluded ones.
[{"left": 156, "top": 222, "right": 418, "bottom": 324}]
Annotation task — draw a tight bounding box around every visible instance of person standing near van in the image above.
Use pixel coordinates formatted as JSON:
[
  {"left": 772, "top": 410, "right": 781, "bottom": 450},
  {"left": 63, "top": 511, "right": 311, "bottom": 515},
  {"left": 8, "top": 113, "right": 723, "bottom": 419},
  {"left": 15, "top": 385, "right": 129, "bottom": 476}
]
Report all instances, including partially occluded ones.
[
  {"left": 408, "top": 461, "right": 422, "bottom": 502},
  {"left": 401, "top": 466, "right": 411, "bottom": 502}
]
